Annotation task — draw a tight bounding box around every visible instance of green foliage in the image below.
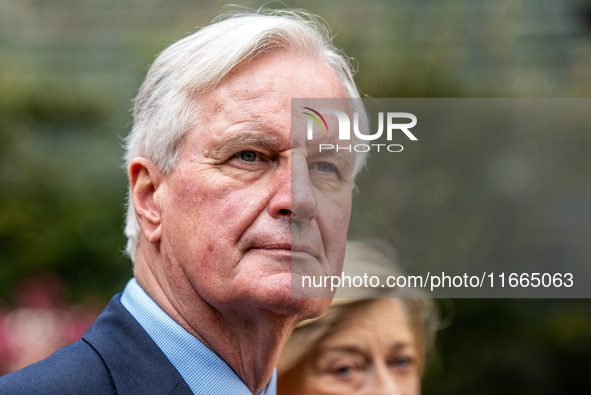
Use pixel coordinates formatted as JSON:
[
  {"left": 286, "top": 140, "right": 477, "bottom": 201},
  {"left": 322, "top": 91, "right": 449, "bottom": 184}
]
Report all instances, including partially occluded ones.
[{"left": 0, "top": 67, "right": 130, "bottom": 302}]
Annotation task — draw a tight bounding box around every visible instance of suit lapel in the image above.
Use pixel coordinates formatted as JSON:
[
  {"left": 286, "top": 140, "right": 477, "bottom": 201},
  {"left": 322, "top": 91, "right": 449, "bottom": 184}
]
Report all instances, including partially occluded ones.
[{"left": 83, "top": 294, "right": 193, "bottom": 395}]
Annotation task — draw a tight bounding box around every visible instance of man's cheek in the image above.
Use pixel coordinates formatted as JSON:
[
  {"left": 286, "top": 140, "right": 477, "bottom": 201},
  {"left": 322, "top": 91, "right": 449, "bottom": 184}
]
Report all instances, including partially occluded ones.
[
  {"left": 323, "top": 196, "right": 352, "bottom": 226},
  {"left": 323, "top": 200, "right": 351, "bottom": 257}
]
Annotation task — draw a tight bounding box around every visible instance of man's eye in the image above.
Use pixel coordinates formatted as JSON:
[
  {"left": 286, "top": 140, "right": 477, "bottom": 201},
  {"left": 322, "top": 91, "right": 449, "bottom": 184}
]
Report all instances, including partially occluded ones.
[
  {"left": 237, "top": 151, "right": 259, "bottom": 162},
  {"left": 312, "top": 162, "right": 338, "bottom": 173}
]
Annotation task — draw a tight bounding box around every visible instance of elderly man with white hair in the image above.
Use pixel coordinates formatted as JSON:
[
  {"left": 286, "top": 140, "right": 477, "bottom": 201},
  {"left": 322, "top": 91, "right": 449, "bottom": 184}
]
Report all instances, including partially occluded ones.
[{"left": 0, "top": 9, "right": 367, "bottom": 395}]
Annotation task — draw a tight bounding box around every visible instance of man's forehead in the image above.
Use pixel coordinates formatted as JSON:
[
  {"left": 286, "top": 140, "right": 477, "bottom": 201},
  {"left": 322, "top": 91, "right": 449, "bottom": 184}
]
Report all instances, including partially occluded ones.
[
  {"left": 189, "top": 51, "right": 352, "bottom": 156},
  {"left": 195, "top": 88, "right": 290, "bottom": 140},
  {"left": 203, "top": 89, "right": 288, "bottom": 121},
  {"left": 205, "top": 51, "right": 347, "bottom": 105},
  {"left": 207, "top": 56, "right": 324, "bottom": 104}
]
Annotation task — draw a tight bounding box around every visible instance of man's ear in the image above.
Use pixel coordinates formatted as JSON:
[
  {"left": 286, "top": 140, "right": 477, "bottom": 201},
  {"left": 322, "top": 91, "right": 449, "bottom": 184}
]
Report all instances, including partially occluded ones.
[{"left": 129, "top": 157, "right": 164, "bottom": 244}]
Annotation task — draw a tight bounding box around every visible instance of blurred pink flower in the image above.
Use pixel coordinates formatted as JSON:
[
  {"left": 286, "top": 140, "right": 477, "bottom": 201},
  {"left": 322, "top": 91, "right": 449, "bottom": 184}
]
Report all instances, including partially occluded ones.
[{"left": 0, "top": 274, "right": 99, "bottom": 375}]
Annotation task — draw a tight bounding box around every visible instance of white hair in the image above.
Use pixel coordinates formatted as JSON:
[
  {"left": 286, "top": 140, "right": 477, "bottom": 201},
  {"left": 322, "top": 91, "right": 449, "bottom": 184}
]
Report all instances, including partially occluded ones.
[{"left": 124, "top": 10, "right": 368, "bottom": 261}]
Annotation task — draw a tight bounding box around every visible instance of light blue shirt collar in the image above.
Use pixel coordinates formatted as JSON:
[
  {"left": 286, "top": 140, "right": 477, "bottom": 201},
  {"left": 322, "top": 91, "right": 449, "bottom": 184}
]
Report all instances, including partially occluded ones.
[{"left": 120, "top": 278, "right": 277, "bottom": 395}]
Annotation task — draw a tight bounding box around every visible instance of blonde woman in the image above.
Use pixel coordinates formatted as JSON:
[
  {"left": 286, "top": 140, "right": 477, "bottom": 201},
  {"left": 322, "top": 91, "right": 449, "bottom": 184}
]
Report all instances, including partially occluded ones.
[{"left": 278, "top": 240, "right": 438, "bottom": 394}]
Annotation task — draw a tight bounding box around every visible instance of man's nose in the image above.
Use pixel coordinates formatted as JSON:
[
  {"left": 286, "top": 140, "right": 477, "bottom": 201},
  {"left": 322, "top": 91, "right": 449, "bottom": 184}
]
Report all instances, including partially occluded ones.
[{"left": 268, "top": 160, "right": 318, "bottom": 221}]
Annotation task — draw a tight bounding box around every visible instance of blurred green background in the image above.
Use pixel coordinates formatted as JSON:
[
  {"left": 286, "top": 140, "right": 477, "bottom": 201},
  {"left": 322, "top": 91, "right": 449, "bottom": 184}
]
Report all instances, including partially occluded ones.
[{"left": 1, "top": 0, "right": 590, "bottom": 393}]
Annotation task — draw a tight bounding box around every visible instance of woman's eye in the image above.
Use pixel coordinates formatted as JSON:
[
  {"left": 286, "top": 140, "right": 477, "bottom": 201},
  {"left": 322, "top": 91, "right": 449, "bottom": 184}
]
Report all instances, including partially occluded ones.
[
  {"left": 237, "top": 151, "right": 259, "bottom": 162},
  {"left": 332, "top": 365, "right": 355, "bottom": 378},
  {"left": 390, "top": 356, "right": 414, "bottom": 371}
]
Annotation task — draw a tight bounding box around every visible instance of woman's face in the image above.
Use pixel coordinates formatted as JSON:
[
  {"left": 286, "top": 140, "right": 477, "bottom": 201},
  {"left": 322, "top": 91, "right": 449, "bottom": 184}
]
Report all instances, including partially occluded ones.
[{"left": 283, "top": 299, "right": 421, "bottom": 395}]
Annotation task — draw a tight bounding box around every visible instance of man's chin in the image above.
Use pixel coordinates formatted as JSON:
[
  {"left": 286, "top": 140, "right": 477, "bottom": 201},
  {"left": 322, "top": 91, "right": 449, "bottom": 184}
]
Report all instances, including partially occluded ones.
[
  {"left": 264, "top": 294, "right": 331, "bottom": 321},
  {"left": 289, "top": 272, "right": 337, "bottom": 299},
  {"left": 252, "top": 276, "right": 332, "bottom": 318}
]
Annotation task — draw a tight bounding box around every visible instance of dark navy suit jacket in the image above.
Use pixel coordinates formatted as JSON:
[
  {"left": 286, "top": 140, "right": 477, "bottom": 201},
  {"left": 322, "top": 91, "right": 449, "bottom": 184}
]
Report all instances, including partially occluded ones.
[{"left": 0, "top": 294, "right": 193, "bottom": 394}]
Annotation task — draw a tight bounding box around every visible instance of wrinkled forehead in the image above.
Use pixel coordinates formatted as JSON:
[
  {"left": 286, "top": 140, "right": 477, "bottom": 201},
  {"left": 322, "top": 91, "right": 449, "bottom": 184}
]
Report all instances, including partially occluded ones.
[{"left": 193, "top": 51, "right": 348, "bottom": 132}]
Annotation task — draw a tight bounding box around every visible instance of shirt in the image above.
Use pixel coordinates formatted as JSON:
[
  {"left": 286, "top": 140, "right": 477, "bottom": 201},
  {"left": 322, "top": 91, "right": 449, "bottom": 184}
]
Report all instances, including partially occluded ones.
[{"left": 120, "top": 278, "right": 277, "bottom": 395}]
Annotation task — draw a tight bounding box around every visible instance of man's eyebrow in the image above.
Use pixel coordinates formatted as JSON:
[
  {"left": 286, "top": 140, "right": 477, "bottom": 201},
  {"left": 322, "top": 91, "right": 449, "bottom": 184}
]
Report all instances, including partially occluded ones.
[{"left": 211, "top": 132, "right": 285, "bottom": 155}]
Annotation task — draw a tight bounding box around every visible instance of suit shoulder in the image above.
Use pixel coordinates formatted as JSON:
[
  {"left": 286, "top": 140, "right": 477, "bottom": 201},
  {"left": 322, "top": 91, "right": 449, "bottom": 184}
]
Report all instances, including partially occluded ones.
[{"left": 0, "top": 339, "right": 115, "bottom": 395}]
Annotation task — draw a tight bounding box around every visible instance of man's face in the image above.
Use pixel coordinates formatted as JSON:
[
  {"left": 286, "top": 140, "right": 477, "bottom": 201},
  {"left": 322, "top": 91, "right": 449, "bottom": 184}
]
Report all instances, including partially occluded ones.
[{"left": 155, "top": 51, "right": 352, "bottom": 319}]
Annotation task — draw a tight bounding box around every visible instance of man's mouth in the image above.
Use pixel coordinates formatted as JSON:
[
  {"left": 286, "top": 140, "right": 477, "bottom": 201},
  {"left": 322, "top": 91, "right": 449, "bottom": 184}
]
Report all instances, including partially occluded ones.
[
  {"left": 247, "top": 242, "right": 317, "bottom": 259},
  {"left": 257, "top": 243, "right": 292, "bottom": 251}
]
